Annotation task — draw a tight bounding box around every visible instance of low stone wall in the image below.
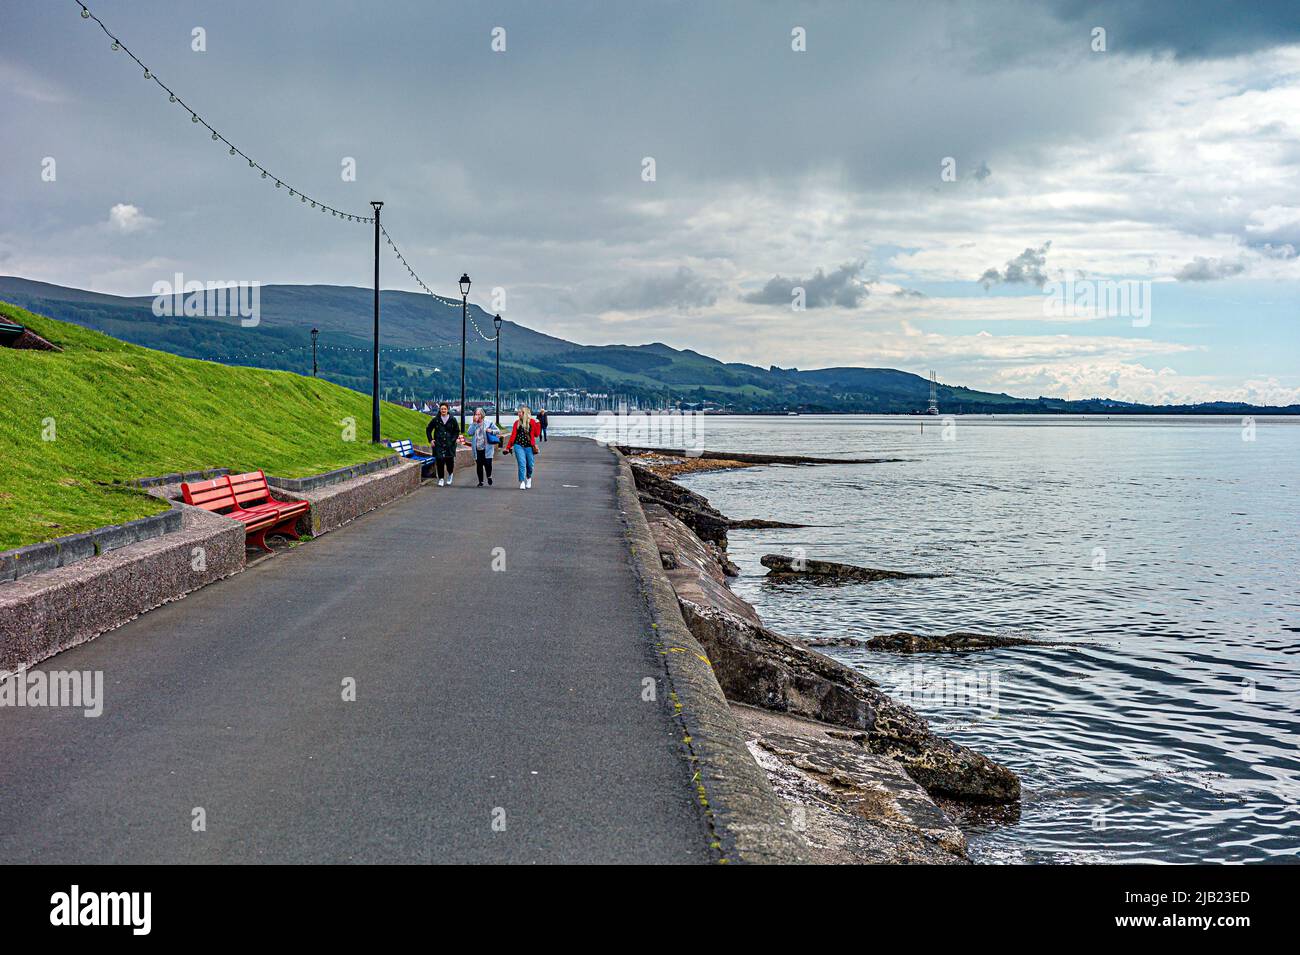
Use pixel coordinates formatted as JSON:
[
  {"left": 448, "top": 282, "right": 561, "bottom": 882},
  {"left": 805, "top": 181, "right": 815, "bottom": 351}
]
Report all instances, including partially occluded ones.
[
  {"left": 0, "top": 506, "right": 244, "bottom": 673},
  {"left": 267, "top": 456, "right": 403, "bottom": 493},
  {"left": 0, "top": 500, "right": 184, "bottom": 583},
  {"left": 288, "top": 457, "right": 427, "bottom": 537}
]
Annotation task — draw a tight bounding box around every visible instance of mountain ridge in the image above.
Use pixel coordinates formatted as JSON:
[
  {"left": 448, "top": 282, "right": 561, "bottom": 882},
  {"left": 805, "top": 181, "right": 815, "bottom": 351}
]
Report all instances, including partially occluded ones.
[{"left": 1, "top": 276, "right": 1294, "bottom": 414}]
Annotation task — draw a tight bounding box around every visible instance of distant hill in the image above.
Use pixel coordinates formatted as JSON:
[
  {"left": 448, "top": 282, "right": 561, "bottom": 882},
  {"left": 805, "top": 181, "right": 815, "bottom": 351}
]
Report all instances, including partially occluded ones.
[{"left": 2, "top": 276, "right": 1294, "bottom": 415}]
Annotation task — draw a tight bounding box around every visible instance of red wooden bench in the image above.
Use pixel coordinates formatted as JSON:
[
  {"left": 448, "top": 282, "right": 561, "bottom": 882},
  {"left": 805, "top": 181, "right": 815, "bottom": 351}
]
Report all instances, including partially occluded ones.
[{"left": 180, "top": 470, "right": 311, "bottom": 553}]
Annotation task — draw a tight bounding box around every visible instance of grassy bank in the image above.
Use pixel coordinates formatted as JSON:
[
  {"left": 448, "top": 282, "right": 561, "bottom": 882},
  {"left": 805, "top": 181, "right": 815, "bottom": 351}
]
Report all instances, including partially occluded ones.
[{"left": 0, "top": 301, "right": 434, "bottom": 550}]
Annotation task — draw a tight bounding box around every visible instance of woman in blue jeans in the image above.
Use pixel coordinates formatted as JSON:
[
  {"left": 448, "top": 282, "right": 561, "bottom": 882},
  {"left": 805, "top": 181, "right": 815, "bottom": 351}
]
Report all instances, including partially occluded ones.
[{"left": 504, "top": 404, "right": 540, "bottom": 489}]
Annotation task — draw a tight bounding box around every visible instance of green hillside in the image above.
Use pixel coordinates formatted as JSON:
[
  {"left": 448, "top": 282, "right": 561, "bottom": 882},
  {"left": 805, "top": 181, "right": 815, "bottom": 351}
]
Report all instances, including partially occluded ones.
[
  {"left": 0, "top": 301, "right": 435, "bottom": 550},
  {"left": 3, "top": 278, "right": 1295, "bottom": 416}
]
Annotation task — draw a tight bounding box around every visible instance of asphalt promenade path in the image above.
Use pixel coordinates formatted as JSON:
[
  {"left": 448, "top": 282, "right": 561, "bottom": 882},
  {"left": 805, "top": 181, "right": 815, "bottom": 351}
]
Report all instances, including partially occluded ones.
[{"left": 0, "top": 437, "right": 711, "bottom": 863}]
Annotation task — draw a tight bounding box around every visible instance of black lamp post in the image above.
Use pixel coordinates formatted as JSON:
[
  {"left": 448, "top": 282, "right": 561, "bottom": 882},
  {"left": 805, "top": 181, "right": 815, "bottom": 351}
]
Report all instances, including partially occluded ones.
[
  {"left": 370, "top": 200, "right": 384, "bottom": 444},
  {"left": 493, "top": 313, "right": 503, "bottom": 426},
  {"left": 310, "top": 326, "right": 319, "bottom": 377},
  {"left": 458, "top": 273, "right": 471, "bottom": 432}
]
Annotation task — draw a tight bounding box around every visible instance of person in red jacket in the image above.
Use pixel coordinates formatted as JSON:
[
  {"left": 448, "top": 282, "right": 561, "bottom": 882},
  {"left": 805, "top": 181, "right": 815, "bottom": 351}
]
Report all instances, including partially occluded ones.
[{"left": 503, "top": 404, "right": 541, "bottom": 489}]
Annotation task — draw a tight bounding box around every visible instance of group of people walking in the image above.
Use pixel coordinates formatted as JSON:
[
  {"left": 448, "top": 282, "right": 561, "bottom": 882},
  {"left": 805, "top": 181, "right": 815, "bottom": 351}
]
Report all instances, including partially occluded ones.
[{"left": 423, "top": 403, "right": 548, "bottom": 490}]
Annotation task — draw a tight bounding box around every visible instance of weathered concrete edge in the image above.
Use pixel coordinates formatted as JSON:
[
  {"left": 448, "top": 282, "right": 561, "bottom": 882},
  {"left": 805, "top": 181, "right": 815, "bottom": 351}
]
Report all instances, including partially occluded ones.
[
  {"left": 610, "top": 445, "right": 810, "bottom": 864},
  {"left": 0, "top": 506, "right": 245, "bottom": 674},
  {"left": 267, "top": 454, "right": 404, "bottom": 493},
  {"left": 0, "top": 498, "right": 185, "bottom": 583}
]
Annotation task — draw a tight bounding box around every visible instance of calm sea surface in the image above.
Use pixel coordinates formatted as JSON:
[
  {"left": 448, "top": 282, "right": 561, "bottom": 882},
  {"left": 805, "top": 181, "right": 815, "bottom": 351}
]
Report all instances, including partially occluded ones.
[{"left": 551, "top": 414, "right": 1300, "bottom": 863}]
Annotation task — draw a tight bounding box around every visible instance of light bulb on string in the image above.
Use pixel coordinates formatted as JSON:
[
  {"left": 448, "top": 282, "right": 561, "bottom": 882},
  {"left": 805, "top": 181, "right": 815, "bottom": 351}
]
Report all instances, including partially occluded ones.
[
  {"left": 81, "top": 7, "right": 90, "bottom": 18},
  {"left": 191, "top": 113, "right": 198, "bottom": 123},
  {"left": 169, "top": 94, "right": 176, "bottom": 103},
  {"left": 143, "top": 69, "right": 151, "bottom": 79},
  {"left": 111, "top": 40, "right": 119, "bottom": 51}
]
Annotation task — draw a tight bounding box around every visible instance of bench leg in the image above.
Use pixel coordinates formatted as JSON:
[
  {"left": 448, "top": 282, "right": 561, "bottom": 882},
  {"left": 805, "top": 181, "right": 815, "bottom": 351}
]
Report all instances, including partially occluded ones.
[
  {"left": 268, "top": 515, "right": 305, "bottom": 543},
  {"left": 246, "top": 526, "right": 274, "bottom": 553}
]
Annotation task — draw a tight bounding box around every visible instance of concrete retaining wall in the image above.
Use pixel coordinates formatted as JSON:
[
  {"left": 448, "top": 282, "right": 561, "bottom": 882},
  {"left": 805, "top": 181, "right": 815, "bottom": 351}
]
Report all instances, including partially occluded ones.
[
  {"left": 0, "top": 500, "right": 184, "bottom": 583},
  {"left": 611, "top": 446, "right": 809, "bottom": 864},
  {"left": 293, "top": 458, "right": 423, "bottom": 536},
  {"left": 267, "top": 456, "right": 403, "bottom": 493},
  {"left": 0, "top": 506, "right": 245, "bottom": 673}
]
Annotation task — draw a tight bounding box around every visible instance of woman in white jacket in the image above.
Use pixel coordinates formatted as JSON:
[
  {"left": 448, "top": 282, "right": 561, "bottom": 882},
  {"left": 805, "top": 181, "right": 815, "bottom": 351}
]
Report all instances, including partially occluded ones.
[{"left": 464, "top": 408, "right": 500, "bottom": 487}]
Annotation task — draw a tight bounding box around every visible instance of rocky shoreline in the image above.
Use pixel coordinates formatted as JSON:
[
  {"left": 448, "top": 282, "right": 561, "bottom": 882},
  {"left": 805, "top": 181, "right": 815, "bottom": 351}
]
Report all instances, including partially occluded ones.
[{"left": 630, "top": 457, "right": 1021, "bottom": 863}]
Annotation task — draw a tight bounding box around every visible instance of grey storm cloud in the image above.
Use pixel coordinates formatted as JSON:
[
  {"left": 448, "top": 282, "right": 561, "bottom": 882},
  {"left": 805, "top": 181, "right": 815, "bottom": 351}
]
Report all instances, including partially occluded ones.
[
  {"left": 1046, "top": 0, "right": 1300, "bottom": 59},
  {"left": 599, "top": 266, "right": 719, "bottom": 311},
  {"left": 743, "top": 262, "right": 868, "bottom": 309},
  {"left": 980, "top": 242, "right": 1052, "bottom": 288},
  {"left": 1175, "top": 256, "right": 1247, "bottom": 282}
]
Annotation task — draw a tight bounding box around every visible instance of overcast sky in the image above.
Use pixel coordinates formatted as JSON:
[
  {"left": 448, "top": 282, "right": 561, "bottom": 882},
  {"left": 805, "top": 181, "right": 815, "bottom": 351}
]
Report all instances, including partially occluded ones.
[{"left": 3, "top": 0, "right": 1300, "bottom": 403}]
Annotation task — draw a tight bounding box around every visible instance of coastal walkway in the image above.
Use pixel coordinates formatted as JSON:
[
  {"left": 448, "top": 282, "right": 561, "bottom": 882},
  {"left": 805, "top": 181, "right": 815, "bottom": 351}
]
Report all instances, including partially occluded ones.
[{"left": 0, "top": 438, "right": 711, "bottom": 863}]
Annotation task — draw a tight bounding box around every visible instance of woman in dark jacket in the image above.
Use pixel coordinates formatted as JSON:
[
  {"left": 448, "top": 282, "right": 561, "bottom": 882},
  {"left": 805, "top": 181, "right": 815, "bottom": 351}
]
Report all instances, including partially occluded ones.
[{"left": 425, "top": 402, "right": 462, "bottom": 486}]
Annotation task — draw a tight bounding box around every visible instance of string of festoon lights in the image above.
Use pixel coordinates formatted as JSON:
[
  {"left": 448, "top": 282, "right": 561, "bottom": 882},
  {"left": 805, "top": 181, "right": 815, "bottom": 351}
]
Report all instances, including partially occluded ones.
[
  {"left": 211, "top": 341, "right": 462, "bottom": 362},
  {"left": 72, "top": 1, "right": 374, "bottom": 224},
  {"left": 379, "top": 224, "right": 500, "bottom": 342},
  {"left": 72, "top": 0, "right": 500, "bottom": 337}
]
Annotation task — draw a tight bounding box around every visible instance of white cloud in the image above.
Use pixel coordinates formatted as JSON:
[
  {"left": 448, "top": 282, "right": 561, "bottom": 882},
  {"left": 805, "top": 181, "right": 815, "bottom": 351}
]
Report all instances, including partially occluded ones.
[
  {"left": 989, "top": 362, "right": 1300, "bottom": 405},
  {"left": 0, "top": 59, "right": 68, "bottom": 104},
  {"left": 106, "top": 204, "right": 159, "bottom": 235}
]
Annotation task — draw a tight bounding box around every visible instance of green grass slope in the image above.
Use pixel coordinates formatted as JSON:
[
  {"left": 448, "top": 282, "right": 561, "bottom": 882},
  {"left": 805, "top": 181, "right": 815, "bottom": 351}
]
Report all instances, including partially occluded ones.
[{"left": 0, "top": 301, "right": 435, "bottom": 550}]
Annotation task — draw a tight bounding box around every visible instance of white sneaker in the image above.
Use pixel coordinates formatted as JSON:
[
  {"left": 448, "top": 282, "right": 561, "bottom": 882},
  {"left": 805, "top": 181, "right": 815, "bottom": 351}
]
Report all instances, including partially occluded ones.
[
  {"left": 520, "top": 481, "right": 527, "bottom": 490},
  {"left": 447, "top": 473, "right": 453, "bottom": 485},
  {"left": 438, "top": 478, "right": 445, "bottom": 487},
  {"left": 525, "top": 478, "right": 532, "bottom": 489}
]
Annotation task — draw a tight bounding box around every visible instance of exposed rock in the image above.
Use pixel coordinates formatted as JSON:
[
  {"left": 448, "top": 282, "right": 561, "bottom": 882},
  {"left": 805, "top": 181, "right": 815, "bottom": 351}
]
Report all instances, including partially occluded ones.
[
  {"left": 637, "top": 460, "right": 1021, "bottom": 807},
  {"left": 619, "top": 446, "right": 906, "bottom": 467},
  {"left": 643, "top": 503, "right": 762, "bottom": 625},
  {"left": 804, "top": 635, "right": 868, "bottom": 649},
  {"left": 761, "top": 553, "right": 938, "bottom": 582},
  {"left": 866, "top": 631, "right": 1047, "bottom": 653},
  {"left": 658, "top": 551, "right": 678, "bottom": 570},
  {"left": 678, "top": 596, "right": 1020, "bottom": 802},
  {"left": 735, "top": 704, "right": 969, "bottom": 864},
  {"left": 630, "top": 464, "right": 730, "bottom": 547},
  {"left": 625, "top": 452, "right": 758, "bottom": 479},
  {"left": 729, "top": 518, "right": 809, "bottom": 529}
]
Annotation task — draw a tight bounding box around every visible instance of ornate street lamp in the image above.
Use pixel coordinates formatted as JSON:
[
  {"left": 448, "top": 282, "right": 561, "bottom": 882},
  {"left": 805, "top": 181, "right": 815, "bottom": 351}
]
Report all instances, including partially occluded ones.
[
  {"left": 458, "top": 273, "right": 471, "bottom": 432},
  {"left": 493, "top": 313, "right": 503, "bottom": 426}
]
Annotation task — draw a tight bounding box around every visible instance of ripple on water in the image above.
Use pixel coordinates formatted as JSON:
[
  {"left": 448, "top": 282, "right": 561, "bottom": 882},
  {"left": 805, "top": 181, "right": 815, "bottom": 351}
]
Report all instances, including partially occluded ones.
[{"left": 667, "top": 417, "right": 1300, "bottom": 863}]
